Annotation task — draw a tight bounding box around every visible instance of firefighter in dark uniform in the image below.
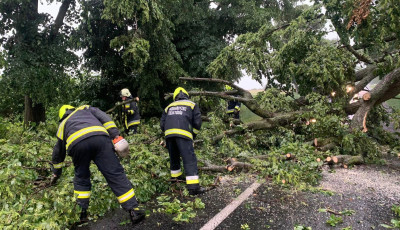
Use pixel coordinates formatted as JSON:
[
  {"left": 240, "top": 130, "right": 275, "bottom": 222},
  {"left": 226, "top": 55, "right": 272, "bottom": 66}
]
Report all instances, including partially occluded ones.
[
  {"left": 225, "top": 85, "right": 241, "bottom": 119},
  {"left": 160, "top": 87, "right": 205, "bottom": 195},
  {"left": 120, "top": 88, "right": 140, "bottom": 134},
  {"left": 50, "top": 105, "right": 145, "bottom": 225}
]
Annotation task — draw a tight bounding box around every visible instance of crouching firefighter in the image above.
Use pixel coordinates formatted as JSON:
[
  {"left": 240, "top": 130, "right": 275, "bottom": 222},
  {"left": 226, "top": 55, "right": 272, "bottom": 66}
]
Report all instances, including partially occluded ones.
[
  {"left": 50, "top": 105, "right": 145, "bottom": 225},
  {"left": 160, "top": 87, "right": 205, "bottom": 195},
  {"left": 120, "top": 88, "right": 140, "bottom": 135}
]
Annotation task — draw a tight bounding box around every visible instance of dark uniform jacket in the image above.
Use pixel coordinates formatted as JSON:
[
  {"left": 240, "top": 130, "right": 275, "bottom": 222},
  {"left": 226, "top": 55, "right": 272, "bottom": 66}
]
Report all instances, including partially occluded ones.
[
  {"left": 122, "top": 96, "right": 141, "bottom": 129},
  {"left": 52, "top": 105, "right": 120, "bottom": 175},
  {"left": 227, "top": 100, "right": 241, "bottom": 114},
  {"left": 160, "top": 93, "right": 202, "bottom": 140}
]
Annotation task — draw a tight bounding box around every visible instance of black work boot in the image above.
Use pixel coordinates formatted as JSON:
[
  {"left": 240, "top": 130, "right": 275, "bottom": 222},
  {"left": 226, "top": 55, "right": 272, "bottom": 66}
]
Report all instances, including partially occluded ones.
[
  {"left": 79, "top": 209, "right": 88, "bottom": 223},
  {"left": 129, "top": 208, "right": 145, "bottom": 225},
  {"left": 170, "top": 175, "right": 186, "bottom": 183},
  {"left": 188, "top": 186, "right": 206, "bottom": 195}
]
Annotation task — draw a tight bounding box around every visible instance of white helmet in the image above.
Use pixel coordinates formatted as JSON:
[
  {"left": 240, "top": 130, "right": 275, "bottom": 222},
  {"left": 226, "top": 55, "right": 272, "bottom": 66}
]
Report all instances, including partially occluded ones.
[{"left": 120, "top": 88, "right": 131, "bottom": 97}]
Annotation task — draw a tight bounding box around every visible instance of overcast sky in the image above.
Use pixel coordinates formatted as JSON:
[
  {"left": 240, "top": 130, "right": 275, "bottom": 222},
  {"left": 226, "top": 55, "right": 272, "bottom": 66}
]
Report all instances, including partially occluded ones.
[{"left": 38, "top": 1, "right": 338, "bottom": 90}]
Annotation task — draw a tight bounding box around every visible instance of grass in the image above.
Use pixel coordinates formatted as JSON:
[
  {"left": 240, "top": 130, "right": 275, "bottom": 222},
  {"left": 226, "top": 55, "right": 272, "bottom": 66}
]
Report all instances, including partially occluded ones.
[
  {"left": 387, "top": 98, "right": 400, "bottom": 110},
  {"left": 240, "top": 105, "right": 262, "bottom": 123},
  {"left": 241, "top": 89, "right": 263, "bottom": 123}
]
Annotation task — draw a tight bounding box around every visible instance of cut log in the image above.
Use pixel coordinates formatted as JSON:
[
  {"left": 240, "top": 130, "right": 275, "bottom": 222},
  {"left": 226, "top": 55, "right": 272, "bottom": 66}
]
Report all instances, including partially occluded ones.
[
  {"left": 362, "top": 92, "right": 371, "bottom": 101},
  {"left": 198, "top": 158, "right": 253, "bottom": 172},
  {"left": 252, "top": 154, "right": 295, "bottom": 161},
  {"left": 332, "top": 155, "right": 364, "bottom": 166}
]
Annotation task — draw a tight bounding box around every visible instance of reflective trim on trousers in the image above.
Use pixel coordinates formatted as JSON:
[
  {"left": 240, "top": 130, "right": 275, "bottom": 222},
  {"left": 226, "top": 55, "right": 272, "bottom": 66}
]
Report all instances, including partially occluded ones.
[
  {"left": 74, "top": 190, "right": 91, "bottom": 199},
  {"left": 53, "top": 162, "right": 64, "bottom": 169},
  {"left": 186, "top": 175, "right": 199, "bottom": 184},
  {"left": 171, "top": 169, "right": 183, "bottom": 177},
  {"left": 117, "top": 188, "right": 135, "bottom": 203}
]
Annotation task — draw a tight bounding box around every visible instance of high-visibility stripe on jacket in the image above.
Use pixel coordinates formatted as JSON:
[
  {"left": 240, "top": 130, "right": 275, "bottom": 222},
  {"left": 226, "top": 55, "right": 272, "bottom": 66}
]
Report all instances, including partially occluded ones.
[
  {"left": 227, "top": 100, "right": 241, "bottom": 113},
  {"left": 52, "top": 106, "right": 120, "bottom": 171},
  {"left": 160, "top": 95, "right": 202, "bottom": 140}
]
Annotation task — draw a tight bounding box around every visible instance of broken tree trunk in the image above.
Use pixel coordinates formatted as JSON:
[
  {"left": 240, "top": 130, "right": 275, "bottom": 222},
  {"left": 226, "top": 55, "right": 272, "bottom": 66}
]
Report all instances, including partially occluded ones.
[{"left": 198, "top": 158, "right": 253, "bottom": 172}]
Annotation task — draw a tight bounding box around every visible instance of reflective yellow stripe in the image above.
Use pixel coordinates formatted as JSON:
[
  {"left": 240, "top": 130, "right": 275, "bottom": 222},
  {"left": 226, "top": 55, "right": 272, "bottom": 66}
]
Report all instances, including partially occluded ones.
[
  {"left": 171, "top": 171, "right": 183, "bottom": 177},
  {"left": 226, "top": 109, "right": 235, "bottom": 114},
  {"left": 186, "top": 175, "right": 199, "bottom": 184},
  {"left": 103, "top": 121, "right": 117, "bottom": 130},
  {"left": 53, "top": 162, "right": 64, "bottom": 169},
  {"left": 165, "top": 129, "right": 193, "bottom": 139},
  {"left": 117, "top": 189, "right": 135, "bottom": 203},
  {"left": 193, "top": 128, "right": 199, "bottom": 134},
  {"left": 66, "top": 126, "right": 108, "bottom": 150},
  {"left": 235, "top": 106, "right": 240, "bottom": 111},
  {"left": 74, "top": 190, "right": 91, "bottom": 199},
  {"left": 56, "top": 105, "right": 89, "bottom": 140},
  {"left": 127, "top": 120, "right": 140, "bottom": 127},
  {"left": 187, "top": 179, "right": 199, "bottom": 184},
  {"left": 165, "top": 101, "right": 195, "bottom": 112},
  {"left": 124, "top": 104, "right": 130, "bottom": 108}
]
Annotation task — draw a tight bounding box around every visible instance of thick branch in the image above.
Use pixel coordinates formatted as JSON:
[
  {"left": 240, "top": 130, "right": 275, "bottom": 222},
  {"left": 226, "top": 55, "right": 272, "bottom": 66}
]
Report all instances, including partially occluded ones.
[
  {"left": 344, "top": 45, "right": 373, "bottom": 64},
  {"left": 346, "top": 67, "right": 400, "bottom": 115},
  {"left": 50, "top": 0, "right": 73, "bottom": 38},
  {"left": 212, "top": 111, "right": 303, "bottom": 143},
  {"left": 353, "top": 35, "right": 397, "bottom": 50},
  {"left": 106, "top": 98, "right": 136, "bottom": 114},
  {"left": 179, "top": 77, "right": 253, "bottom": 99},
  {"left": 351, "top": 67, "right": 400, "bottom": 129}
]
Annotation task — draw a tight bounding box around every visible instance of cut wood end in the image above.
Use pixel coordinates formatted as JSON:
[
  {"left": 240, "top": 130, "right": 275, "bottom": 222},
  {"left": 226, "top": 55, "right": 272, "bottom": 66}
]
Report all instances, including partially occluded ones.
[
  {"left": 343, "top": 164, "right": 348, "bottom": 169},
  {"left": 317, "top": 158, "right": 321, "bottom": 162},
  {"left": 227, "top": 166, "right": 235, "bottom": 171},
  {"left": 314, "top": 138, "right": 318, "bottom": 146},
  {"left": 231, "top": 158, "right": 237, "bottom": 162},
  {"left": 332, "top": 156, "right": 338, "bottom": 163},
  {"left": 282, "top": 179, "right": 286, "bottom": 184},
  {"left": 286, "top": 153, "right": 292, "bottom": 158},
  {"left": 362, "top": 92, "right": 371, "bottom": 101},
  {"left": 326, "top": 157, "right": 332, "bottom": 162},
  {"left": 398, "top": 154, "right": 400, "bottom": 159}
]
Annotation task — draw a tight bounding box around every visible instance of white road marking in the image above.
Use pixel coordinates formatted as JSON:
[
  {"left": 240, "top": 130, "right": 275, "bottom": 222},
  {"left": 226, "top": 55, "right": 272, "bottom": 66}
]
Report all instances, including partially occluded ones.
[{"left": 200, "top": 182, "right": 261, "bottom": 230}]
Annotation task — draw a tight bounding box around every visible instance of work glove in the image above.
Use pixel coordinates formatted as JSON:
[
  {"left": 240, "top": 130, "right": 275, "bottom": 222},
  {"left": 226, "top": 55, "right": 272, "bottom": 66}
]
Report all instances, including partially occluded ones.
[
  {"left": 159, "top": 140, "right": 167, "bottom": 148},
  {"left": 50, "top": 174, "right": 60, "bottom": 186},
  {"left": 113, "top": 136, "right": 129, "bottom": 157}
]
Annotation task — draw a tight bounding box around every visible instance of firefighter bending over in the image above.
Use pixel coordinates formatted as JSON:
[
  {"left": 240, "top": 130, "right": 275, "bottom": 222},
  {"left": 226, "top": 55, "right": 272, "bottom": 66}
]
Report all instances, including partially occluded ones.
[{"left": 50, "top": 105, "right": 145, "bottom": 225}]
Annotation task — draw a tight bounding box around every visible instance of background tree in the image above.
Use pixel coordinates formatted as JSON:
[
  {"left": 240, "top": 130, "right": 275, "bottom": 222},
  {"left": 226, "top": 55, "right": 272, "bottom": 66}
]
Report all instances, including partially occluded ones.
[{"left": 0, "top": 0, "right": 78, "bottom": 125}]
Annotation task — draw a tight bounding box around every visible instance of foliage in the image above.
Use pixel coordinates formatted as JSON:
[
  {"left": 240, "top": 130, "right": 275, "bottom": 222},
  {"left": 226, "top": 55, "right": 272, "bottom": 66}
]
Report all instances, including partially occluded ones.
[
  {"left": 381, "top": 204, "right": 400, "bottom": 229},
  {"left": 294, "top": 225, "right": 312, "bottom": 230},
  {"left": 0, "top": 116, "right": 196, "bottom": 229},
  {"left": 0, "top": 0, "right": 79, "bottom": 116},
  {"left": 156, "top": 195, "right": 205, "bottom": 222},
  {"left": 326, "top": 214, "right": 343, "bottom": 227}
]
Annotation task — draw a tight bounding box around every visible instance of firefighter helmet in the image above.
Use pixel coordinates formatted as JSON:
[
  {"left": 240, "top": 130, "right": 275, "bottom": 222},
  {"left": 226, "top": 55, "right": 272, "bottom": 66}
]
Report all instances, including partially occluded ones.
[
  {"left": 173, "top": 87, "right": 189, "bottom": 101},
  {"left": 120, "top": 88, "right": 132, "bottom": 97},
  {"left": 225, "top": 85, "right": 232, "bottom": 91},
  {"left": 59, "top": 105, "right": 75, "bottom": 120}
]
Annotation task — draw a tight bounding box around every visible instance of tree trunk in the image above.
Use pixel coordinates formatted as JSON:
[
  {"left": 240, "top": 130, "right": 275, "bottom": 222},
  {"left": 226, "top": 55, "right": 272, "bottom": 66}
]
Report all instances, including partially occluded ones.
[{"left": 24, "top": 95, "right": 46, "bottom": 126}]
